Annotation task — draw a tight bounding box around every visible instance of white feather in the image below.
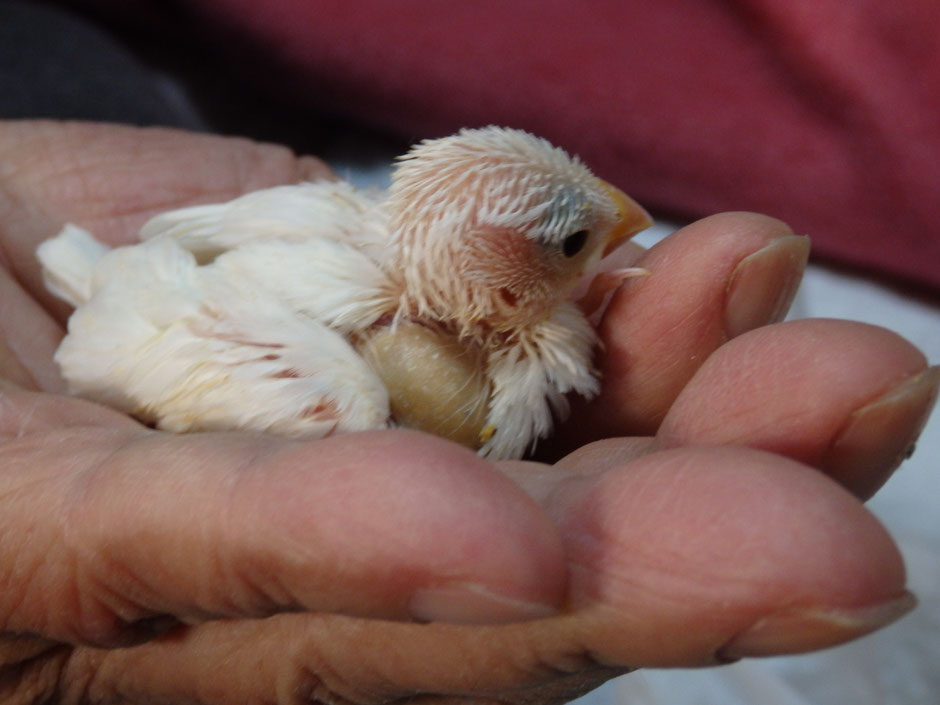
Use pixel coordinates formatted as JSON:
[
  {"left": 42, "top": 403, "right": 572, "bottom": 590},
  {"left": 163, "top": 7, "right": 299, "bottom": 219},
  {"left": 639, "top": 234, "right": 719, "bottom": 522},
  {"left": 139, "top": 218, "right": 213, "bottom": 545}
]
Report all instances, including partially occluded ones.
[
  {"left": 481, "top": 301, "right": 600, "bottom": 459},
  {"left": 211, "top": 238, "right": 394, "bottom": 334},
  {"left": 139, "top": 181, "right": 388, "bottom": 261},
  {"left": 53, "top": 235, "right": 390, "bottom": 437},
  {"left": 36, "top": 224, "right": 109, "bottom": 307}
]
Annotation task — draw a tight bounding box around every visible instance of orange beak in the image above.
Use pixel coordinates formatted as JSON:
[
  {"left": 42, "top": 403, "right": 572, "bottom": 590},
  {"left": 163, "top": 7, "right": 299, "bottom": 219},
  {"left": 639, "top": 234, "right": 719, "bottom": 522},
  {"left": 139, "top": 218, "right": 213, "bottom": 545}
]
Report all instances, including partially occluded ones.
[{"left": 599, "top": 180, "right": 653, "bottom": 256}]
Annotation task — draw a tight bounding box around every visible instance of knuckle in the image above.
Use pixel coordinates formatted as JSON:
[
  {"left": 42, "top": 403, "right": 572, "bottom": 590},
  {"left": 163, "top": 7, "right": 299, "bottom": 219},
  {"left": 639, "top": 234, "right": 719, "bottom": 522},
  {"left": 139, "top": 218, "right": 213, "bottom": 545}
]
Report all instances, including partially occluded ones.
[
  {"left": 285, "top": 649, "right": 382, "bottom": 705},
  {"left": 276, "top": 620, "right": 410, "bottom": 705}
]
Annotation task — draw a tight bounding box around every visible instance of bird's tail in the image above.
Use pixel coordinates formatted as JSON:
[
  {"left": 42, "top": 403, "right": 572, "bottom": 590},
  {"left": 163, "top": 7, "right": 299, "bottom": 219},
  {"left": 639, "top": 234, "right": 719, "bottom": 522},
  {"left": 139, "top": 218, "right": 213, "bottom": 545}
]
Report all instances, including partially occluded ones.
[{"left": 37, "top": 224, "right": 110, "bottom": 308}]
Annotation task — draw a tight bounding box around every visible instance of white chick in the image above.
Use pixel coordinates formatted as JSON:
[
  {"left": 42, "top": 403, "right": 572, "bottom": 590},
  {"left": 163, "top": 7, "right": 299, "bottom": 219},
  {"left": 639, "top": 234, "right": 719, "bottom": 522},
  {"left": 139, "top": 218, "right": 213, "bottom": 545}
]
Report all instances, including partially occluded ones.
[{"left": 38, "top": 127, "right": 651, "bottom": 459}]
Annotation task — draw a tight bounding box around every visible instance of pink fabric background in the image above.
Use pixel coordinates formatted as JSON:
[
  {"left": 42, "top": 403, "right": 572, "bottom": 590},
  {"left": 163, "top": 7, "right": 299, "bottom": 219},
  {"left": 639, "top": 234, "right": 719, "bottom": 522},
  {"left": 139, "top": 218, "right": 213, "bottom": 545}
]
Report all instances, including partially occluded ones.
[{"left": 73, "top": 0, "right": 940, "bottom": 291}]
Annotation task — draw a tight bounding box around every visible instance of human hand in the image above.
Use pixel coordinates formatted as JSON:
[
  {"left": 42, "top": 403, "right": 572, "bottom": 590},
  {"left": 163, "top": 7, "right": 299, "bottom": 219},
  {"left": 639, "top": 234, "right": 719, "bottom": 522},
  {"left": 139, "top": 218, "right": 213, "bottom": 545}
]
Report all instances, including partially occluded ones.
[{"left": 1, "top": 120, "right": 936, "bottom": 705}]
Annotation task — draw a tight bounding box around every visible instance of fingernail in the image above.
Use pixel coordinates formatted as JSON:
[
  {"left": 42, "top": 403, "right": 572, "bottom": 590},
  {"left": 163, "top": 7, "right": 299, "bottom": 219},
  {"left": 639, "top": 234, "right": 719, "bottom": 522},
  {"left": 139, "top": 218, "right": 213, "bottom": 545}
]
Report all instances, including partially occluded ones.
[
  {"left": 409, "top": 582, "right": 558, "bottom": 624},
  {"left": 823, "top": 366, "right": 940, "bottom": 499},
  {"left": 725, "top": 235, "right": 810, "bottom": 338},
  {"left": 718, "top": 592, "right": 916, "bottom": 661}
]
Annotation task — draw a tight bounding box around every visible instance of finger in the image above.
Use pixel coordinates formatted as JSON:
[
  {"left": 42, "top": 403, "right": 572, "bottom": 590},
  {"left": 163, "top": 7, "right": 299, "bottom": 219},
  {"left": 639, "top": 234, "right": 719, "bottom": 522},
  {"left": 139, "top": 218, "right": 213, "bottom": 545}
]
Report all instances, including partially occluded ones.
[
  {"left": 0, "top": 386, "right": 141, "bottom": 437},
  {"left": 570, "top": 212, "right": 808, "bottom": 443},
  {"left": 547, "top": 445, "right": 911, "bottom": 665},
  {"left": 500, "top": 437, "right": 657, "bottom": 503},
  {"left": 0, "top": 421, "right": 566, "bottom": 648},
  {"left": 0, "top": 268, "right": 65, "bottom": 390},
  {"left": 59, "top": 446, "right": 911, "bottom": 705},
  {"left": 0, "top": 334, "right": 40, "bottom": 389},
  {"left": 60, "top": 614, "right": 622, "bottom": 705},
  {"left": 657, "top": 318, "right": 937, "bottom": 498},
  {"left": 0, "top": 120, "right": 332, "bottom": 314}
]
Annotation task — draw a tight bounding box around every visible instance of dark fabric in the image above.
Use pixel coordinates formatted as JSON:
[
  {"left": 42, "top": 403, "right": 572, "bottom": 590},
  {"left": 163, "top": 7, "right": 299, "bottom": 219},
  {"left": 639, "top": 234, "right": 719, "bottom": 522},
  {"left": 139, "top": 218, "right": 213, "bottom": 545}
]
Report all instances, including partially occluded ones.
[
  {"left": 0, "top": 0, "right": 204, "bottom": 128},
  {"left": 33, "top": 1, "right": 940, "bottom": 291}
]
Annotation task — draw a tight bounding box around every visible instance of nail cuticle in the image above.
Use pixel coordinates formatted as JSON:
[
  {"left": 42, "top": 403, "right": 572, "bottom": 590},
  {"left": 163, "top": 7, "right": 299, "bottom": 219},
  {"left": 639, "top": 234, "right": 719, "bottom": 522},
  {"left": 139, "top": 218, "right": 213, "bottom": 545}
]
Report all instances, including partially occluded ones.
[
  {"left": 409, "top": 582, "right": 558, "bottom": 625},
  {"left": 717, "top": 592, "right": 917, "bottom": 661},
  {"left": 823, "top": 366, "right": 940, "bottom": 496},
  {"left": 725, "top": 235, "right": 811, "bottom": 338}
]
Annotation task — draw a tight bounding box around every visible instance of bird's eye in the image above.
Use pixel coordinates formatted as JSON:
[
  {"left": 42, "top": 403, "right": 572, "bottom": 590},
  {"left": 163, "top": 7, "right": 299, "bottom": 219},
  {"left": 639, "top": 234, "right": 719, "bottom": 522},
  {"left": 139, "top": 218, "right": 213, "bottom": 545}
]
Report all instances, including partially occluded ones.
[{"left": 562, "top": 230, "right": 588, "bottom": 257}]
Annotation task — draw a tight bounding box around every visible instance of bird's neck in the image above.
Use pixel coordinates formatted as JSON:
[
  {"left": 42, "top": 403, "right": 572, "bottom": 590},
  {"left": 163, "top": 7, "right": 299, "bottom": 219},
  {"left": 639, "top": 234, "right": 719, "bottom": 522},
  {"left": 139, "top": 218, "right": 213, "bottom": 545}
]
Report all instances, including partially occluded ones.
[
  {"left": 391, "top": 274, "right": 555, "bottom": 345},
  {"left": 385, "top": 225, "right": 555, "bottom": 340}
]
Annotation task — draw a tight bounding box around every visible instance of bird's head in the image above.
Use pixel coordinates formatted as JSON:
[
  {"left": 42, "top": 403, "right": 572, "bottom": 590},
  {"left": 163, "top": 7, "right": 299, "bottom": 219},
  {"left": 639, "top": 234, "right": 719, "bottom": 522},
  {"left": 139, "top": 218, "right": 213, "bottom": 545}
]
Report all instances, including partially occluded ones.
[{"left": 387, "top": 126, "right": 651, "bottom": 335}]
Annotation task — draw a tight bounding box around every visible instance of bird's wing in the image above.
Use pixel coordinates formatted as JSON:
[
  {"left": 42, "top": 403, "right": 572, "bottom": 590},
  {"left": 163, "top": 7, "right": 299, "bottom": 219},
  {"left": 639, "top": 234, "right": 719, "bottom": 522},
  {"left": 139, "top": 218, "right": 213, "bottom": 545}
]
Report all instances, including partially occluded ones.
[
  {"left": 481, "top": 302, "right": 599, "bottom": 459},
  {"left": 139, "top": 181, "right": 389, "bottom": 261},
  {"left": 211, "top": 237, "right": 397, "bottom": 334},
  {"left": 56, "top": 236, "right": 390, "bottom": 438}
]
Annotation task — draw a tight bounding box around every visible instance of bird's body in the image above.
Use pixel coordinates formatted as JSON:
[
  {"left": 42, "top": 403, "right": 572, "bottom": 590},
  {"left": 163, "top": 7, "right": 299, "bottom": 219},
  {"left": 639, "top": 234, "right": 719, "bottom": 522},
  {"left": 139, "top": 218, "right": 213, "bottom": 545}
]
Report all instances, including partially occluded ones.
[{"left": 38, "top": 127, "right": 651, "bottom": 458}]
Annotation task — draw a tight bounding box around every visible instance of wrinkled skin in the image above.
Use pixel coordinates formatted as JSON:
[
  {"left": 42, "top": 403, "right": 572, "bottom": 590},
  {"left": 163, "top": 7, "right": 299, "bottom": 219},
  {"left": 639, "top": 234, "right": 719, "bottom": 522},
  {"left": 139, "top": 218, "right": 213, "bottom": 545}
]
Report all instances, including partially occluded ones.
[{"left": 0, "top": 121, "right": 937, "bottom": 705}]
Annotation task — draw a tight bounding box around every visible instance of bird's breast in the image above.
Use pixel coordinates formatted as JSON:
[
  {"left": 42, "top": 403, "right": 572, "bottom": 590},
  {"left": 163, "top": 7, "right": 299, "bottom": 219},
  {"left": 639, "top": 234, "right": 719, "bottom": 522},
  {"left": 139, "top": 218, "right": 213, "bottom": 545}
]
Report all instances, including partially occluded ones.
[{"left": 356, "top": 321, "right": 491, "bottom": 450}]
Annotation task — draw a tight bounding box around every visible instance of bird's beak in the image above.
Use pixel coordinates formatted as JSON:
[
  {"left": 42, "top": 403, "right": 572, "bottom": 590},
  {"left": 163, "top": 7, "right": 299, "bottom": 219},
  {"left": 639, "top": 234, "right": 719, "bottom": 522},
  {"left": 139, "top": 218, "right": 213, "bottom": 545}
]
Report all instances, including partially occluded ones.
[{"left": 599, "top": 180, "right": 653, "bottom": 256}]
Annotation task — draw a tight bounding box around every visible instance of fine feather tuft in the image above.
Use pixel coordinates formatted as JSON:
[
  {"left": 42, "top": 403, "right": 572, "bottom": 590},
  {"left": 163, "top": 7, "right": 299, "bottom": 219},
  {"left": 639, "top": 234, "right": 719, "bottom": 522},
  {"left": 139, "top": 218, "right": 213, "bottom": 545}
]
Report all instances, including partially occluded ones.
[
  {"left": 37, "top": 224, "right": 110, "bottom": 307},
  {"left": 390, "top": 127, "right": 599, "bottom": 243},
  {"left": 386, "top": 126, "right": 620, "bottom": 337}
]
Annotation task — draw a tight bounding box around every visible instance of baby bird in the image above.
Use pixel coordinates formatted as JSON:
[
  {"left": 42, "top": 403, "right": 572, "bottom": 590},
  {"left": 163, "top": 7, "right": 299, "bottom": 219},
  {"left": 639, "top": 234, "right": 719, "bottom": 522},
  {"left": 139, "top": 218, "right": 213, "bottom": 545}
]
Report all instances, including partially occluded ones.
[{"left": 38, "top": 127, "right": 651, "bottom": 459}]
